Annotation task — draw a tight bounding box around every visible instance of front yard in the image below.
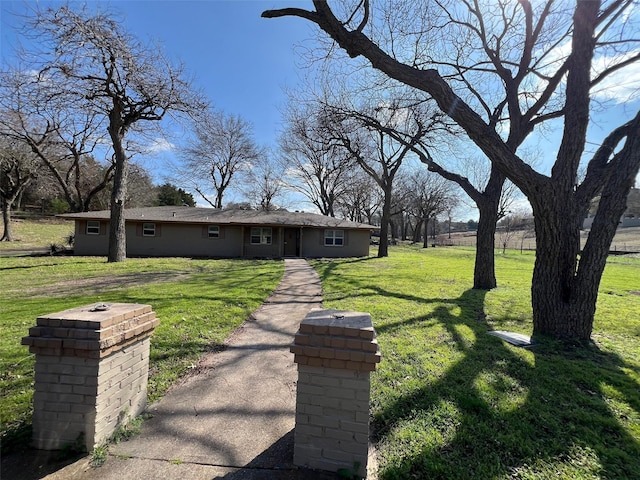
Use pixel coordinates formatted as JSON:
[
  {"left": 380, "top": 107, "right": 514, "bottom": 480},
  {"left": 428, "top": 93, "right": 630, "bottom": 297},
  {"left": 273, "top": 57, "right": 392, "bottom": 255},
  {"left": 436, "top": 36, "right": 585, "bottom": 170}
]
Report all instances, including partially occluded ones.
[
  {"left": 1, "top": 243, "right": 639, "bottom": 479},
  {"left": 0, "top": 256, "right": 284, "bottom": 452}
]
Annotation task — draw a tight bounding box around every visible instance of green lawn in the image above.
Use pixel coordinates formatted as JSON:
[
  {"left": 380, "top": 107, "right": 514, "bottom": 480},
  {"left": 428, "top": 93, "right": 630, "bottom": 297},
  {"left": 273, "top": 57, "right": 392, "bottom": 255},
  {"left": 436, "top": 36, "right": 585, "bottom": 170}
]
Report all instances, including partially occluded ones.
[
  {"left": 313, "top": 246, "right": 640, "bottom": 479},
  {"left": 0, "top": 218, "right": 73, "bottom": 251},
  {"left": 0, "top": 255, "right": 284, "bottom": 452},
  {"left": 1, "top": 242, "right": 639, "bottom": 478}
]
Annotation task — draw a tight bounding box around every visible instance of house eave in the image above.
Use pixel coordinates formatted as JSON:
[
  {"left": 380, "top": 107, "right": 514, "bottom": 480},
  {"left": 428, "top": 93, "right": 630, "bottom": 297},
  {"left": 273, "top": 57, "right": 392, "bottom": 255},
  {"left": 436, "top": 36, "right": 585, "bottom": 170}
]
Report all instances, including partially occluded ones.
[{"left": 58, "top": 206, "right": 375, "bottom": 230}]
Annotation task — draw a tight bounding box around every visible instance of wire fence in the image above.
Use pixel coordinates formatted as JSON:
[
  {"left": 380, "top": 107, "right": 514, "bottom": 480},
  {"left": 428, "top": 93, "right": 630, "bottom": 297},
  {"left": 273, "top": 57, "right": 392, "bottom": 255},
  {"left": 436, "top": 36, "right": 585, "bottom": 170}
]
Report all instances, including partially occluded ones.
[{"left": 419, "top": 232, "right": 640, "bottom": 255}]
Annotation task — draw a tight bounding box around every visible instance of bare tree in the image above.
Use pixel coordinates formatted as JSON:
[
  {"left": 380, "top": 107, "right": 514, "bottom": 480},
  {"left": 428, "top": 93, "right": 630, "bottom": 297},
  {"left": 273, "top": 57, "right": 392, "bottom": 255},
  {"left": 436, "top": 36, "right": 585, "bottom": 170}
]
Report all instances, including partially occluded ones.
[
  {"left": 263, "top": 1, "right": 640, "bottom": 344},
  {"left": 334, "top": 169, "right": 381, "bottom": 224},
  {"left": 323, "top": 98, "right": 445, "bottom": 257},
  {"left": 444, "top": 199, "right": 460, "bottom": 241},
  {"left": 0, "top": 136, "right": 39, "bottom": 241},
  {"left": 241, "top": 150, "right": 287, "bottom": 211},
  {"left": 180, "top": 109, "right": 259, "bottom": 209},
  {"left": 390, "top": 173, "right": 416, "bottom": 241},
  {"left": 0, "top": 69, "right": 114, "bottom": 213},
  {"left": 402, "top": 169, "right": 457, "bottom": 248},
  {"left": 350, "top": 100, "right": 510, "bottom": 288},
  {"left": 27, "top": 5, "right": 205, "bottom": 262},
  {"left": 498, "top": 213, "right": 520, "bottom": 255},
  {"left": 279, "top": 102, "right": 356, "bottom": 216},
  {"left": 497, "top": 207, "right": 535, "bottom": 254}
]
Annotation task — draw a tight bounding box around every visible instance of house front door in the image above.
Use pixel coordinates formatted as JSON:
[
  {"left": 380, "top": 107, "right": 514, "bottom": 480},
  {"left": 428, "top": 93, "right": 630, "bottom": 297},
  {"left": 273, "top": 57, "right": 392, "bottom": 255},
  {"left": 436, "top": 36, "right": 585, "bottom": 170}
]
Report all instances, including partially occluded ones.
[{"left": 284, "top": 228, "right": 300, "bottom": 257}]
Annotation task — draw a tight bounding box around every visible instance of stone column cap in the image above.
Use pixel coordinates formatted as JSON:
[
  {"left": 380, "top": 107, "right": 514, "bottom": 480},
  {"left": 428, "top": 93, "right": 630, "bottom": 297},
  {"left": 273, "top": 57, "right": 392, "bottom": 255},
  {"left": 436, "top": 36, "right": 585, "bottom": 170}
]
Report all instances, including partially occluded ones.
[
  {"left": 292, "top": 309, "right": 381, "bottom": 371},
  {"left": 22, "top": 303, "right": 158, "bottom": 358},
  {"left": 34, "top": 303, "right": 153, "bottom": 329},
  {"left": 299, "top": 309, "right": 374, "bottom": 339}
]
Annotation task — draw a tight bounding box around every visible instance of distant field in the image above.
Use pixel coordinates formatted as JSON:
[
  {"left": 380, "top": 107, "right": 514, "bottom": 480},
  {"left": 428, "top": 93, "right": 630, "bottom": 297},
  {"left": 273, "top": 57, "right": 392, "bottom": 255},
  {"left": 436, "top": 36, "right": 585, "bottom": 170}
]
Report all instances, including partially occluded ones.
[
  {"left": 435, "top": 226, "right": 640, "bottom": 253},
  {"left": 606, "top": 226, "right": 640, "bottom": 251}
]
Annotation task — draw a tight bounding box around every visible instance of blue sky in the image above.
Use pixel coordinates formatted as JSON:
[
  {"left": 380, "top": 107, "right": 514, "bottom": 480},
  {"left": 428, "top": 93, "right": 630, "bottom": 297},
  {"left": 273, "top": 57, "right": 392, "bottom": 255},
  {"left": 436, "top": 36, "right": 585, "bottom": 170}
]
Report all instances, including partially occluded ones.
[
  {"left": 1, "top": 0, "right": 323, "bottom": 209},
  {"left": 1, "top": 0, "right": 316, "bottom": 150},
  {"left": 2, "top": 1, "right": 639, "bottom": 218}
]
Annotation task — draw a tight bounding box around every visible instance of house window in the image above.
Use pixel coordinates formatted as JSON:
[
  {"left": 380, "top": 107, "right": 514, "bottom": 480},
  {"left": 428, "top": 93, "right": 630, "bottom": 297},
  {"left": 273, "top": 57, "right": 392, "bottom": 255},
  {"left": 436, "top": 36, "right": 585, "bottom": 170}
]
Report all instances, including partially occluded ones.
[
  {"left": 86, "top": 221, "right": 100, "bottom": 235},
  {"left": 142, "top": 223, "right": 156, "bottom": 237},
  {"left": 250, "top": 227, "right": 272, "bottom": 245},
  {"left": 325, "top": 229, "right": 344, "bottom": 246},
  {"left": 208, "top": 225, "right": 220, "bottom": 238}
]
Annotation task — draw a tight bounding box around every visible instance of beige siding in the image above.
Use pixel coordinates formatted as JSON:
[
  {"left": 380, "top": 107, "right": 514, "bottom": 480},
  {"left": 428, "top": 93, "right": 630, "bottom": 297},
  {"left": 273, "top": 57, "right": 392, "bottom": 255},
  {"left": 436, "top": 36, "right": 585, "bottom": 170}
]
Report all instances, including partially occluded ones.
[
  {"left": 127, "top": 223, "right": 243, "bottom": 257},
  {"left": 301, "top": 229, "right": 370, "bottom": 258},
  {"left": 72, "top": 220, "right": 370, "bottom": 258},
  {"left": 74, "top": 221, "right": 244, "bottom": 257},
  {"left": 242, "top": 227, "right": 282, "bottom": 258},
  {"left": 74, "top": 220, "right": 109, "bottom": 256}
]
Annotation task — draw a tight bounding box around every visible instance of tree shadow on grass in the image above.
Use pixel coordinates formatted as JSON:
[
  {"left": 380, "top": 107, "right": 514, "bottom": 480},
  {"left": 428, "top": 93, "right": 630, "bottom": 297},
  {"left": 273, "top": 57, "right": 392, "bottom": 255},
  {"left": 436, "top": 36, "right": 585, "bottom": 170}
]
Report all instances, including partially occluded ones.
[
  {"left": 367, "top": 288, "right": 640, "bottom": 479},
  {"left": 313, "top": 256, "right": 378, "bottom": 280}
]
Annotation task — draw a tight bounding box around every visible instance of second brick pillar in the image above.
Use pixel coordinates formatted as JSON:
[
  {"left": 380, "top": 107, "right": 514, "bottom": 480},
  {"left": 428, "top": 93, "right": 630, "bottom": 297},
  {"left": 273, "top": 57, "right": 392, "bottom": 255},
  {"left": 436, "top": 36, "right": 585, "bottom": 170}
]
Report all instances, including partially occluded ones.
[{"left": 290, "top": 309, "right": 381, "bottom": 478}]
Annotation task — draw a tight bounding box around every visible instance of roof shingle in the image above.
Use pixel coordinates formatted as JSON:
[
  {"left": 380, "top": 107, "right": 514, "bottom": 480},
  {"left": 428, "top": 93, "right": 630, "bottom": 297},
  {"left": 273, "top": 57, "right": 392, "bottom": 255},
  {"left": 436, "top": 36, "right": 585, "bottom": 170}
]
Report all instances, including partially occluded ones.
[{"left": 59, "top": 206, "right": 374, "bottom": 230}]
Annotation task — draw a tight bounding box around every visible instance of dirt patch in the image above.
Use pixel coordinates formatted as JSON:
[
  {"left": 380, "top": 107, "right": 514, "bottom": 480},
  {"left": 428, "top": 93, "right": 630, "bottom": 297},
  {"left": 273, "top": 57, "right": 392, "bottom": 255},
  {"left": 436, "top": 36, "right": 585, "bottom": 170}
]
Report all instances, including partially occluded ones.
[{"left": 11, "top": 271, "right": 190, "bottom": 298}]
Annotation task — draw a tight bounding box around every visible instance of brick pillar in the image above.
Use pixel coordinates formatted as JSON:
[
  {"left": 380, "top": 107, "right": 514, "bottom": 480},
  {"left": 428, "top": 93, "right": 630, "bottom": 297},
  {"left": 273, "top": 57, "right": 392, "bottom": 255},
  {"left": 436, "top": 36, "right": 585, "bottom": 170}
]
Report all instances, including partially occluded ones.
[
  {"left": 22, "top": 303, "right": 159, "bottom": 451},
  {"left": 290, "top": 309, "right": 381, "bottom": 478}
]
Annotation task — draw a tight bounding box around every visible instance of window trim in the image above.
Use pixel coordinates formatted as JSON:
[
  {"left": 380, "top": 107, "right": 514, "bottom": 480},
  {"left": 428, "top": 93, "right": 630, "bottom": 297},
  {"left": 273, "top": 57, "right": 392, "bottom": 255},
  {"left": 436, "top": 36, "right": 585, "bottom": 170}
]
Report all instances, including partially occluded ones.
[
  {"left": 250, "top": 227, "right": 272, "bottom": 245},
  {"left": 208, "top": 225, "right": 220, "bottom": 238},
  {"left": 86, "top": 220, "right": 100, "bottom": 235},
  {"left": 142, "top": 223, "right": 156, "bottom": 237},
  {"left": 324, "top": 229, "right": 344, "bottom": 247}
]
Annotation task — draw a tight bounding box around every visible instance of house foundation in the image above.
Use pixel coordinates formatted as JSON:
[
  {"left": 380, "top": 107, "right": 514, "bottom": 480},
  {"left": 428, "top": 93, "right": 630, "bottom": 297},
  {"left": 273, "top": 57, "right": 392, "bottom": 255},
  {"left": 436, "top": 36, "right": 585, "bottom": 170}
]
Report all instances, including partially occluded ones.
[
  {"left": 22, "top": 303, "right": 159, "bottom": 451},
  {"left": 290, "top": 309, "right": 381, "bottom": 477}
]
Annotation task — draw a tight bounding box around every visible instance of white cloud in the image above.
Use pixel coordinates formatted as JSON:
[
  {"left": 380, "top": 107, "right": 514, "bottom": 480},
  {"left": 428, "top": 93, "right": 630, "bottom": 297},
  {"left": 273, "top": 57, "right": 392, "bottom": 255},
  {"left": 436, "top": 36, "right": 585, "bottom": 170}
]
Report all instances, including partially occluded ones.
[
  {"left": 531, "top": 41, "right": 640, "bottom": 105},
  {"left": 145, "top": 138, "right": 175, "bottom": 154},
  {"left": 590, "top": 50, "right": 640, "bottom": 104}
]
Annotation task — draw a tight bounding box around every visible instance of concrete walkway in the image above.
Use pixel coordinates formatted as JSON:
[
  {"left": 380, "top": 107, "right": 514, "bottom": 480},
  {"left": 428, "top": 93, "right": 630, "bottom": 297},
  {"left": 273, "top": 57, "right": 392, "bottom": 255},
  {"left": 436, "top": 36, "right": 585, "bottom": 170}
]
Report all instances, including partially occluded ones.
[{"left": 42, "top": 258, "right": 341, "bottom": 480}]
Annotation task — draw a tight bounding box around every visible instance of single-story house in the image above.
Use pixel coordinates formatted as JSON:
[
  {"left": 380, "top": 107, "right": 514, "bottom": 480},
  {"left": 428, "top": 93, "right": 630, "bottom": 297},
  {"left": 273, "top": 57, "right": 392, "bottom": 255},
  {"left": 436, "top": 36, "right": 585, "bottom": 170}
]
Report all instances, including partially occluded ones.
[{"left": 60, "top": 206, "right": 375, "bottom": 258}]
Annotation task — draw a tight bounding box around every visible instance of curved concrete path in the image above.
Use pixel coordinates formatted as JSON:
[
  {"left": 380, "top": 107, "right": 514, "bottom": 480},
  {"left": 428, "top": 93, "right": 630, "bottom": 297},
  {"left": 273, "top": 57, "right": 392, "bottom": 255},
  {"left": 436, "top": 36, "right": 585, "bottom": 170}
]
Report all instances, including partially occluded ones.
[{"left": 42, "top": 259, "right": 340, "bottom": 480}]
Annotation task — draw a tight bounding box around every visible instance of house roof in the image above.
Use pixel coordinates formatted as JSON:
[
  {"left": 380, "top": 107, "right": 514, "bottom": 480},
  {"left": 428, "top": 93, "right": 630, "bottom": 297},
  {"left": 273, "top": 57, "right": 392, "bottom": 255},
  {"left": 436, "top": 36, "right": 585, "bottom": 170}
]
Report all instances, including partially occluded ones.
[{"left": 59, "top": 206, "right": 375, "bottom": 230}]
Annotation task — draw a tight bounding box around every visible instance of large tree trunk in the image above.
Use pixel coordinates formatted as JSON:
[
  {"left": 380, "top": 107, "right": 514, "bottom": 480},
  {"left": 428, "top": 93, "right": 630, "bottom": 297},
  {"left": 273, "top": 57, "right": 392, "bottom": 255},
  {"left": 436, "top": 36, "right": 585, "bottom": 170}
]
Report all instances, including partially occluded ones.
[
  {"left": 474, "top": 198, "right": 499, "bottom": 289},
  {"left": 107, "top": 115, "right": 128, "bottom": 263},
  {"left": 472, "top": 168, "right": 504, "bottom": 290},
  {"left": 377, "top": 189, "right": 392, "bottom": 257},
  {"left": 530, "top": 192, "right": 589, "bottom": 341},
  {"left": 422, "top": 217, "right": 429, "bottom": 248},
  {"left": 531, "top": 140, "right": 640, "bottom": 344},
  {"left": 108, "top": 157, "right": 128, "bottom": 262},
  {"left": 1, "top": 200, "right": 13, "bottom": 241}
]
